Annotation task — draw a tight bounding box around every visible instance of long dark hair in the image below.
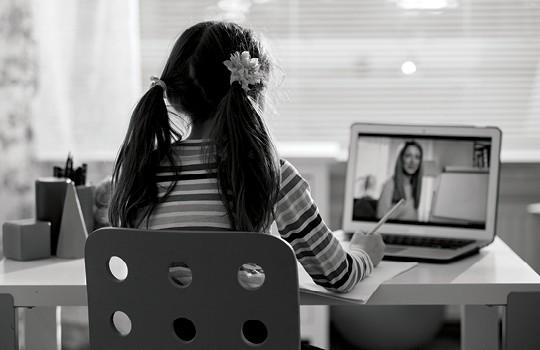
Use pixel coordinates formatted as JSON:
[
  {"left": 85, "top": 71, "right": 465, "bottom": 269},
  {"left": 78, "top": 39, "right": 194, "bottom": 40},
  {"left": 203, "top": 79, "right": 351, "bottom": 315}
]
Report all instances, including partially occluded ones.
[
  {"left": 392, "top": 141, "right": 423, "bottom": 209},
  {"left": 109, "top": 21, "right": 280, "bottom": 232}
]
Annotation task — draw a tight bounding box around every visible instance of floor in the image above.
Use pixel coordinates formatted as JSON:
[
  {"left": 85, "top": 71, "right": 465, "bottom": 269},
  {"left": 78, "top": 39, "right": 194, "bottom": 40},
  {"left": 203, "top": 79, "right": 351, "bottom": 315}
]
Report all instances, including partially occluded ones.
[{"left": 58, "top": 307, "right": 460, "bottom": 350}]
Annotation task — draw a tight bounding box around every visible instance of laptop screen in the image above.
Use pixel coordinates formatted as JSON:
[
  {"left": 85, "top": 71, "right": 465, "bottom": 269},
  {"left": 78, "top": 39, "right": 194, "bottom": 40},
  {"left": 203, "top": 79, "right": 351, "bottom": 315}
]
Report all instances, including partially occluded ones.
[{"left": 343, "top": 124, "right": 501, "bottom": 240}]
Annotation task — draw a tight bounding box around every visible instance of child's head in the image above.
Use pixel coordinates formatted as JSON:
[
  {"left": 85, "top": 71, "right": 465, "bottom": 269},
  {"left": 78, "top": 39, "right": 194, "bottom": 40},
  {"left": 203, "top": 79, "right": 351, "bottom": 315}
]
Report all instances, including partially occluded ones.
[
  {"left": 110, "top": 21, "right": 280, "bottom": 232},
  {"left": 160, "top": 21, "right": 272, "bottom": 124}
]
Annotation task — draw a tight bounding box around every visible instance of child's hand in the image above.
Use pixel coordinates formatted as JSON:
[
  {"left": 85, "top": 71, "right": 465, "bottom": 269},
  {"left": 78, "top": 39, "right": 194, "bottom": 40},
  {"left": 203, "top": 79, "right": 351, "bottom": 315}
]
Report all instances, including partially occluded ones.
[{"left": 350, "top": 232, "right": 385, "bottom": 267}]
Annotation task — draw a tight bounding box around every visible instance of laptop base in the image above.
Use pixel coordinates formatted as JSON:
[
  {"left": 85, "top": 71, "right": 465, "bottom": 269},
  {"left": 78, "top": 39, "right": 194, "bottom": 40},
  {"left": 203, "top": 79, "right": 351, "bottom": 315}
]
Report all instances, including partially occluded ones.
[{"left": 383, "top": 247, "right": 480, "bottom": 263}]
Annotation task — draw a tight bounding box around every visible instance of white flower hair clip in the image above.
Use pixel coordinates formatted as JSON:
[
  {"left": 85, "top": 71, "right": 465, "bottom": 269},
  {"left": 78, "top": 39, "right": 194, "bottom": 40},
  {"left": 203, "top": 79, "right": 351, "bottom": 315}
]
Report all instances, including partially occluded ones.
[{"left": 223, "top": 51, "right": 263, "bottom": 92}]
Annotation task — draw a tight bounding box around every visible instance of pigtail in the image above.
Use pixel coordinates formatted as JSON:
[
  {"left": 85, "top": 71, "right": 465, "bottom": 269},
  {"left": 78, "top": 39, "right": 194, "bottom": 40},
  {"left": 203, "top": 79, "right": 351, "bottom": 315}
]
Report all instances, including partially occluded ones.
[
  {"left": 109, "top": 84, "right": 180, "bottom": 228},
  {"left": 206, "top": 84, "right": 280, "bottom": 232}
]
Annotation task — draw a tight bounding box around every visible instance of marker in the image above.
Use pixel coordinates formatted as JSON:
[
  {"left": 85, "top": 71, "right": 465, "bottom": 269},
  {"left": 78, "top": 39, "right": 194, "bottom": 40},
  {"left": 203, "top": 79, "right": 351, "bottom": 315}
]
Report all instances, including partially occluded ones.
[{"left": 368, "top": 198, "right": 406, "bottom": 235}]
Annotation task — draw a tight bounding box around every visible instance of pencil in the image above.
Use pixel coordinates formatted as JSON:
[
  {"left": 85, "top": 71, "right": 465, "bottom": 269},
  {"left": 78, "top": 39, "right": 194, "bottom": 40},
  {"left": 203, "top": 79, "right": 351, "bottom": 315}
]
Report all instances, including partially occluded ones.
[{"left": 368, "top": 198, "right": 406, "bottom": 235}]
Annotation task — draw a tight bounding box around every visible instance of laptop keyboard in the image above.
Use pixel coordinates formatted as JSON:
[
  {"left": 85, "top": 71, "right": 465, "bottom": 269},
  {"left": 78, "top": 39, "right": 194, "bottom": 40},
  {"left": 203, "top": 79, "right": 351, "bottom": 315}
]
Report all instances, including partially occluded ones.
[{"left": 382, "top": 234, "right": 475, "bottom": 250}]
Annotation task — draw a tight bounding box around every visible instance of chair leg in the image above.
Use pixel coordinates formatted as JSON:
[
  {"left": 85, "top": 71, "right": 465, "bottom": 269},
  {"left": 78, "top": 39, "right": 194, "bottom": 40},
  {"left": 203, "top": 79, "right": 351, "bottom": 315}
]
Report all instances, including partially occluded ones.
[{"left": 0, "top": 293, "right": 18, "bottom": 350}]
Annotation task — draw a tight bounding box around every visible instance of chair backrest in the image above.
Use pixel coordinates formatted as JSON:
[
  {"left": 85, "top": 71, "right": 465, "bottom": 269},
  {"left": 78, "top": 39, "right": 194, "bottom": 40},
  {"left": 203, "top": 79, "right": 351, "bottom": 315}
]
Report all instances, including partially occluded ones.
[
  {"left": 85, "top": 227, "right": 300, "bottom": 349},
  {"left": 0, "top": 293, "right": 17, "bottom": 350},
  {"left": 506, "top": 291, "right": 540, "bottom": 350}
]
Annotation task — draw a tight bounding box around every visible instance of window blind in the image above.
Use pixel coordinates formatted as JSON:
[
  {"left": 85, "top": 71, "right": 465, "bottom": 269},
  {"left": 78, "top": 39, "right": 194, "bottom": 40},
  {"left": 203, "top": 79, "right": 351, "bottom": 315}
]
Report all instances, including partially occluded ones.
[{"left": 139, "top": 0, "right": 540, "bottom": 161}]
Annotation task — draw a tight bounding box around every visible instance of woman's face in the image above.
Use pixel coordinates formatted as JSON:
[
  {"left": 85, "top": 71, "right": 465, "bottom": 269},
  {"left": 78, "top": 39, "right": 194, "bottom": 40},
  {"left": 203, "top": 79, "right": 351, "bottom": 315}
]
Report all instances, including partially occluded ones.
[{"left": 402, "top": 145, "right": 422, "bottom": 175}]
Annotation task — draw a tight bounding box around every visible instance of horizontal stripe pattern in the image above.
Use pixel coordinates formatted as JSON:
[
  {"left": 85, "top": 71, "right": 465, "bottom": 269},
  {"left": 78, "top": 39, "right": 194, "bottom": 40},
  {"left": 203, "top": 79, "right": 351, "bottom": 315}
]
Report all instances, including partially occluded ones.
[
  {"left": 145, "top": 140, "right": 229, "bottom": 230},
  {"left": 275, "top": 160, "right": 372, "bottom": 292},
  {"left": 143, "top": 139, "right": 372, "bottom": 292}
]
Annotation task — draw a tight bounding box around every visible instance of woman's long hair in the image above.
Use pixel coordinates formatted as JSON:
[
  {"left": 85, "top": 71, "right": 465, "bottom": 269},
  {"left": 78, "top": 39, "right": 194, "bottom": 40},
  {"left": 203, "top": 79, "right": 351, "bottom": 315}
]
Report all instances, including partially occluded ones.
[
  {"left": 392, "top": 141, "right": 423, "bottom": 209},
  {"left": 109, "top": 21, "right": 280, "bottom": 231}
]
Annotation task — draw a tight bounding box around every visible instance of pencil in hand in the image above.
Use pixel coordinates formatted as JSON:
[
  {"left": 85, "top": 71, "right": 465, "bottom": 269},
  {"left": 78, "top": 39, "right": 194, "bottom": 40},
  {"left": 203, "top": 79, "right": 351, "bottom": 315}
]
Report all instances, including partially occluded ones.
[{"left": 368, "top": 198, "right": 406, "bottom": 235}]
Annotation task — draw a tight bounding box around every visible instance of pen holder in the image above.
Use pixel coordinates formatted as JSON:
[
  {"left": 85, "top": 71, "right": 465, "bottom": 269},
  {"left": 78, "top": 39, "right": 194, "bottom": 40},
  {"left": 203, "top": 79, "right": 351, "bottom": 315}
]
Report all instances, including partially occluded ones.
[{"left": 36, "top": 177, "right": 71, "bottom": 255}]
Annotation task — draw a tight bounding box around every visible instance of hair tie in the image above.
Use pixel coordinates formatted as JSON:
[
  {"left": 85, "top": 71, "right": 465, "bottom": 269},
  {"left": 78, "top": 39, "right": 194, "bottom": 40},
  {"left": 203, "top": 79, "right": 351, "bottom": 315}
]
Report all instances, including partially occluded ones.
[
  {"left": 223, "top": 51, "right": 263, "bottom": 92},
  {"left": 149, "top": 75, "right": 167, "bottom": 98}
]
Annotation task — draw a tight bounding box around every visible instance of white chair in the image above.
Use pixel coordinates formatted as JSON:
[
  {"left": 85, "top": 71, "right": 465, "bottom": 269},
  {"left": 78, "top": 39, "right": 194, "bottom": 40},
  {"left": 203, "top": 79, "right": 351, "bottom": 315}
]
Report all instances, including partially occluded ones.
[
  {"left": 506, "top": 291, "right": 540, "bottom": 349},
  {"left": 0, "top": 293, "right": 17, "bottom": 350},
  {"left": 85, "top": 227, "right": 300, "bottom": 349}
]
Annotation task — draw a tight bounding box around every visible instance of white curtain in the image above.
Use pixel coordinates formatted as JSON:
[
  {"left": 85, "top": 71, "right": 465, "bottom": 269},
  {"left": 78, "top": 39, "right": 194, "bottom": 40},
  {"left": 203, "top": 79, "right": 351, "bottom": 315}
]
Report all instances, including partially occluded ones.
[{"left": 31, "top": 0, "right": 141, "bottom": 161}]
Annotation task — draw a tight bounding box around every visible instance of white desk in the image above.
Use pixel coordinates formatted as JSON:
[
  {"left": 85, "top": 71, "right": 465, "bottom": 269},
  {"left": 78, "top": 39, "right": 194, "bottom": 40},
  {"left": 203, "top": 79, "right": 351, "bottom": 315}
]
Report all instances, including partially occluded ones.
[{"left": 2, "top": 237, "right": 540, "bottom": 350}]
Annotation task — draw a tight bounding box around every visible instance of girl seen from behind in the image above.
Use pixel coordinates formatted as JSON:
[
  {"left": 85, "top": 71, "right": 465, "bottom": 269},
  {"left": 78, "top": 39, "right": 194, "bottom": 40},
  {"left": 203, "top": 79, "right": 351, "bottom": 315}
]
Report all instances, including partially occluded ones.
[{"left": 109, "top": 21, "right": 384, "bottom": 302}]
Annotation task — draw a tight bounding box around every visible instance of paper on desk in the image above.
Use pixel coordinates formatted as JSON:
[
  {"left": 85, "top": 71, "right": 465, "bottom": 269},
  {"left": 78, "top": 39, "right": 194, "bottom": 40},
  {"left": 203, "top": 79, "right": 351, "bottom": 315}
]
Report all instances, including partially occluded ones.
[{"left": 298, "top": 261, "right": 417, "bottom": 303}]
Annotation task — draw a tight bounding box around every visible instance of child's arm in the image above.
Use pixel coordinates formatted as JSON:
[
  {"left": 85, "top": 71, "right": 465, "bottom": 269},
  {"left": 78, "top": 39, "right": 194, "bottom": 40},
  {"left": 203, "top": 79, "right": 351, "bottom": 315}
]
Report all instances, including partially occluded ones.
[{"left": 275, "top": 160, "right": 373, "bottom": 293}]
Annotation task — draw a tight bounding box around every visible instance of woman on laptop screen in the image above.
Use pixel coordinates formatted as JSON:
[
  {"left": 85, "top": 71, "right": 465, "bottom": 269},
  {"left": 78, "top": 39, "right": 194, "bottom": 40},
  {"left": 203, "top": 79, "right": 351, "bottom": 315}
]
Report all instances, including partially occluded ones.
[{"left": 377, "top": 140, "right": 424, "bottom": 221}]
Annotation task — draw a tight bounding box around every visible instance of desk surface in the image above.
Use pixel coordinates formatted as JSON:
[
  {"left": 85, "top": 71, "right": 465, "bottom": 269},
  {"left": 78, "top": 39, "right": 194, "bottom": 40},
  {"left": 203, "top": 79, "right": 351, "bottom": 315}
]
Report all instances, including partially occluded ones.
[
  {"left": 369, "top": 236, "right": 540, "bottom": 305},
  {"left": 1, "top": 237, "right": 540, "bottom": 307}
]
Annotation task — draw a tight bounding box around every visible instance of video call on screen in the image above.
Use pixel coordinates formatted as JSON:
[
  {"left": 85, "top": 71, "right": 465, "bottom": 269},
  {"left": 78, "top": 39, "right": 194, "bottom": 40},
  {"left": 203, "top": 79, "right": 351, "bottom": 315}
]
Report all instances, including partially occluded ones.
[{"left": 352, "top": 134, "right": 492, "bottom": 230}]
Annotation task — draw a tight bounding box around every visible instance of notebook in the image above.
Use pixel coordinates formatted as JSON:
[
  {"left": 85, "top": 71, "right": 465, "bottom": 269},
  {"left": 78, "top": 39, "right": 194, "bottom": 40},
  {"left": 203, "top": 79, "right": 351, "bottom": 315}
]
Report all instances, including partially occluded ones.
[{"left": 342, "top": 123, "right": 502, "bottom": 262}]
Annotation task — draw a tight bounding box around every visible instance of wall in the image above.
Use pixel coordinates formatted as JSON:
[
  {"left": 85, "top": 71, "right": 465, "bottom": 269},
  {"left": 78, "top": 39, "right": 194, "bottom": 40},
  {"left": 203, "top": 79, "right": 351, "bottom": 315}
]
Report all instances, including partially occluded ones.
[{"left": 495, "top": 163, "right": 540, "bottom": 273}]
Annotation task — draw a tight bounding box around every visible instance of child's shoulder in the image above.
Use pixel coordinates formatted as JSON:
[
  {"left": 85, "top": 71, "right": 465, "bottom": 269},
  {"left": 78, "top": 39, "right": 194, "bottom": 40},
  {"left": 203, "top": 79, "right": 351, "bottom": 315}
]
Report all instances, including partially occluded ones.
[
  {"left": 279, "top": 157, "right": 294, "bottom": 173},
  {"left": 279, "top": 158, "right": 304, "bottom": 179},
  {"left": 277, "top": 158, "right": 311, "bottom": 194}
]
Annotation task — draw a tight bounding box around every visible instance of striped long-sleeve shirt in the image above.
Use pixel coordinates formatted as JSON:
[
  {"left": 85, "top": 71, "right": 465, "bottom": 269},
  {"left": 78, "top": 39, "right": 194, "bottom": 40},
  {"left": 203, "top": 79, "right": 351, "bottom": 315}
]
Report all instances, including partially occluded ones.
[{"left": 143, "top": 139, "right": 373, "bottom": 292}]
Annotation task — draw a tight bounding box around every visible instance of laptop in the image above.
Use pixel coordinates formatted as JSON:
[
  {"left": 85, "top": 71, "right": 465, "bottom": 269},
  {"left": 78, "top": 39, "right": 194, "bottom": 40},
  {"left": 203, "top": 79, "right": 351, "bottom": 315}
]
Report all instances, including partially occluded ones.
[{"left": 342, "top": 123, "right": 502, "bottom": 262}]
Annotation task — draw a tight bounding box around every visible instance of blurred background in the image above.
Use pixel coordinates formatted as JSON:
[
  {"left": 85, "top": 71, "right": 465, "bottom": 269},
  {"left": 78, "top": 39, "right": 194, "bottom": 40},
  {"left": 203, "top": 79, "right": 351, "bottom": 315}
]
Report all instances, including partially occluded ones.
[
  {"left": 2, "top": 0, "right": 540, "bottom": 223},
  {"left": 1, "top": 0, "right": 539, "bottom": 221},
  {"left": 1, "top": 0, "right": 539, "bottom": 349}
]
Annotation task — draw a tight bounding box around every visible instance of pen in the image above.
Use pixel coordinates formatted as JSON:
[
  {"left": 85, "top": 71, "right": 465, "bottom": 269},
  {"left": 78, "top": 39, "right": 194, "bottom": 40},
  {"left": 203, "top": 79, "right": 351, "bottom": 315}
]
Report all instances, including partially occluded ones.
[
  {"left": 64, "top": 152, "right": 72, "bottom": 180},
  {"left": 368, "top": 198, "right": 406, "bottom": 235},
  {"left": 53, "top": 166, "right": 63, "bottom": 178},
  {"left": 74, "top": 167, "right": 82, "bottom": 186},
  {"left": 69, "top": 155, "right": 74, "bottom": 179},
  {"left": 81, "top": 163, "right": 87, "bottom": 185}
]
